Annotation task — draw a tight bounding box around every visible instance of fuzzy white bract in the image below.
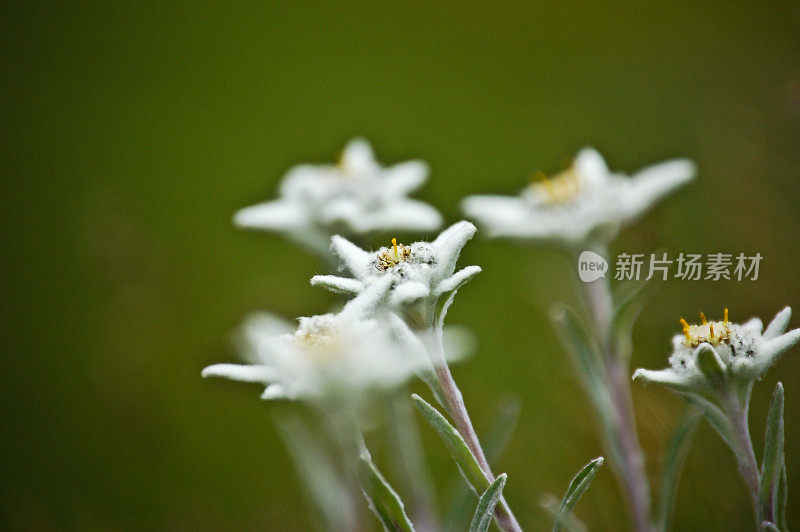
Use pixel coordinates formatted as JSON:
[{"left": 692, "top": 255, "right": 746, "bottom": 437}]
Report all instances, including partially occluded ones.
[
  {"left": 202, "top": 276, "right": 426, "bottom": 402},
  {"left": 460, "top": 147, "right": 695, "bottom": 247},
  {"left": 233, "top": 138, "right": 442, "bottom": 252},
  {"left": 633, "top": 307, "right": 800, "bottom": 394},
  {"left": 311, "top": 221, "right": 481, "bottom": 327}
]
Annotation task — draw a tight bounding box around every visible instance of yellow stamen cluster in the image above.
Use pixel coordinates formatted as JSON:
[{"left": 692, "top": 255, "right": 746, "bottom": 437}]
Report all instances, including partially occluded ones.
[
  {"left": 531, "top": 166, "right": 583, "bottom": 204},
  {"left": 376, "top": 237, "right": 412, "bottom": 271},
  {"left": 680, "top": 308, "right": 731, "bottom": 347}
]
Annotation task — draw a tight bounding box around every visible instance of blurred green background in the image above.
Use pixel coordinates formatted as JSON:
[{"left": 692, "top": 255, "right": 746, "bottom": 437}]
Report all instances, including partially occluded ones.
[{"left": 3, "top": 1, "right": 800, "bottom": 529}]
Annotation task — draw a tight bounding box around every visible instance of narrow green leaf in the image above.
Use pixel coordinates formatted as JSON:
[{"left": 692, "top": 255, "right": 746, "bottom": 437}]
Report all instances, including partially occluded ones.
[
  {"left": 553, "top": 457, "right": 604, "bottom": 532},
  {"left": 695, "top": 344, "right": 726, "bottom": 390},
  {"left": 612, "top": 277, "right": 661, "bottom": 361},
  {"left": 680, "top": 393, "right": 735, "bottom": 449},
  {"left": 444, "top": 398, "right": 520, "bottom": 532},
  {"left": 483, "top": 398, "right": 521, "bottom": 465},
  {"left": 776, "top": 461, "right": 787, "bottom": 531},
  {"left": 539, "top": 494, "right": 587, "bottom": 532},
  {"left": 761, "top": 522, "right": 780, "bottom": 532},
  {"left": 469, "top": 473, "right": 507, "bottom": 532},
  {"left": 657, "top": 408, "right": 701, "bottom": 530},
  {"left": 759, "top": 382, "right": 784, "bottom": 526},
  {"left": 356, "top": 455, "right": 416, "bottom": 532},
  {"left": 550, "top": 305, "right": 615, "bottom": 423},
  {"left": 417, "top": 367, "right": 449, "bottom": 410},
  {"left": 411, "top": 394, "right": 490, "bottom": 493}
]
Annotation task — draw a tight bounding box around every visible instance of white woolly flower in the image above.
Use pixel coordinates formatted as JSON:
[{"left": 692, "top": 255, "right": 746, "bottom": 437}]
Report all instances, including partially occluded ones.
[
  {"left": 310, "top": 221, "right": 481, "bottom": 327},
  {"left": 202, "top": 276, "right": 427, "bottom": 402},
  {"left": 460, "top": 147, "right": 696, "bottom": 247},
  {"left": 233, "top": 138, "right": 442, "bottom": 252},
  {"left": 633, "top": 307, "right": 800, "bottom": 394}
]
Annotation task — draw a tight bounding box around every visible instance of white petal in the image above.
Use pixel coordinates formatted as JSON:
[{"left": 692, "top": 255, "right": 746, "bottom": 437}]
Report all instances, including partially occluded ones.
[
  {"left": 237, "top": 313, "right": 293, "bottom": 364},
  {"left": 620, "top": 159, "right": 695, "bottom": 221},
  {"left": 433, "top": 265, "right": 482, "bottom": 296},
  {"left": 389, "top": 281, "right": 430, "bottom": 306},
  {"left": 382, "top": 160, "right": 429, "bottom": 195},
  {"left": 387, "top": 313, "right": 430, "bottom": 364},
  {"left": 431, "top": 221, "right": 477, "bottom": 281},
  {"left": 350, "top": 200, "right": 442, "bottom": 233},
  {"left": 764, "top": 307, "right": 792, "bottom": 340},
  {"left": 317, "top": 197, "right": 362, "bottom": 227},
  {"left": 242, "top": 313, "right": 293, "bottom": 339},
  {"left": 341, "top": 137, "right": 379, "bottom": 176},
  {"left": 330, "top": 235, "right": 372, "bottom": 279},
  {"left": 340, "top": 275, "right": 394, "bottom": 320},
  {"left": 310, "top": 275, "right": 364, "bottom": 294},
  {"left": 260, "top": 384, "right": 288, "bottom": 400},
  {"left": 278, "top": 164, "right": 326, "bottom": 198},
  {"left": 758, "top": 328, "right": 800, "bottom": 370},
  {"left": 632, "top": 368, "right": 695, "bottom": 392},
  {"left": 460, "top": 195, "right": 532, "bottom": 229},
  {"left": 233, "top": 200, "right": 309, "bottom": 231},
  {"left": 671, "top": 334, "right": 686, "bottom": 351},
  {"left": 742, "top": 317, "right": 764, "bottom": 334},
  {"left": 201, "top": 363, "right": 277, "bottom": 383},
  {"left": 574, "top": 147, "right": 610, "bottom": 186}
]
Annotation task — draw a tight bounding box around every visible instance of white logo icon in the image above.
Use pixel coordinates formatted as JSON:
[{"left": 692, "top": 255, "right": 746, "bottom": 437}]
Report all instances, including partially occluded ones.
[{"left": 578, "top": 250, "right": 608, "bottom": 282}]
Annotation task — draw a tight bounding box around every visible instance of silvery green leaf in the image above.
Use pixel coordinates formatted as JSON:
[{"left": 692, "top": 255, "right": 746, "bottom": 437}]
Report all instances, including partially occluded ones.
[
  {"left": 612, "top": 276, "right": 661, "bottom": 361},
  {"left": 469, "top": 473, "right": 507, "bottom": 532},
  {"left": 759, "top": 382, "right": 784, "bottom": 526},
  {"left": 553, "top": 457, "right": 604, "bottom": 532},
  {"left": 482, "top": 398, "right": 521, "bottom": 464},
  {"left": 445, "top": 399, "right": 520, "bottom": 531},
  {"left": 416, "top": 367, "right": 448, "bottom": 409},
  {"left": 657, "top": 408, "right": 701, "bottom": 531},
  {"left": 761, "top": 522, "right": 780, "bottom": 532},
  {"left": 776, "top": 461, "right": 787, "bottom": 531},
  {"left": 680, "top": 393, "right": 735, "bottom": 449},
  {"left": 539, "top": 494, "right": 587, "bottom": 532},
  {"left": 550, "top": 305, "right": 614, "bottom": 422},
  {"left": 694, "top": 344, "right": 725, "bottom": 391},
  {"left": 411, "top": 394, "right": 490, "bottom": 493},
  {"left": 356, "top": 455, "right": 416, "bottom": 532}
]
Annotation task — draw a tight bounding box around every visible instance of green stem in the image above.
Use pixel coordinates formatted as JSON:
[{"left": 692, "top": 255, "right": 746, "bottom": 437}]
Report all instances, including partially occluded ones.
[
  {"left": 576, "top": 248, "right": 653, "bottom": 532},
  {"left": 721, "top": 390, "right": 761, "bottom": 526},
  {"left": 425, "top": 326, "right": 523, "bottom": 532}
]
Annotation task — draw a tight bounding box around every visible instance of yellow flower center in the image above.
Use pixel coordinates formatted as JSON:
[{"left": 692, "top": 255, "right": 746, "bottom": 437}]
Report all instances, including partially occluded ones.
[
  {"left": 377, "top": 237, "right": 412, "bottom": 271},
  {"left": 530, "top": 166, "right": 583, "bottom": 205},
  {"left": 680, "top": 308, "right": 731, "bottom": 347},
  {"left": 294, "top": 327, "right": 342, "bottom": 362}
]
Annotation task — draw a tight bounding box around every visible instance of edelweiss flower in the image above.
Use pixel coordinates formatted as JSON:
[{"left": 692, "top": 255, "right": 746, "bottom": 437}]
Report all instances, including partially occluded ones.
[
  {"left": 233, "top": 138, "right": 442, "bottom": 252},
  {"left": 633, "top": 307, "right": 800, "bottom": 394},
  {"left": 460, "top": 147, "right": 696, "bottom": 247},
  {"left": 202, "top": 276, "right": 425, "bottom": 401},
  {"left": 310, "top": 221, "right": 481, "bottom": 327}
]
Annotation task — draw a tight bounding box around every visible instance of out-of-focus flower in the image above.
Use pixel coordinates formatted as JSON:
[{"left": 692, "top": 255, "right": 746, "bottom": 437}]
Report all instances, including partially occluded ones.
[
  {"left": 202, "top": 276, "right": 427, "bottom": 402},
  {"left": 310, "top": 221, "right": 481, "bottom": 328},
  {"left": 460, "top": 147, "right": 695, "bottom": 247},
  {"left": 234, "top": 138, "right": 442, "bottom": 253},
  {"left": 633, "top": 307, "right": 800, "bottom": 395}
]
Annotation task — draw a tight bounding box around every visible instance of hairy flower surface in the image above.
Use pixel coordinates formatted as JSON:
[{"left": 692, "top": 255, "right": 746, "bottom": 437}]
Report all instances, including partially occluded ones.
[
  {"left": 310, "top": 221, "right": 481, "bottom": 320},
  {"left": 233, "top": 138, "right": 442, "bottom": 251},
  {"left": 202, "top": 276, "right": 426, "bottom": 401},
  {"left": 633, "top": 307, "right": 800, "bottom": 394},
  {"left": 460, "top": 147, "right": 695, "bottom": 246}
]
